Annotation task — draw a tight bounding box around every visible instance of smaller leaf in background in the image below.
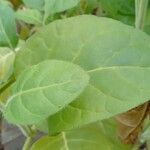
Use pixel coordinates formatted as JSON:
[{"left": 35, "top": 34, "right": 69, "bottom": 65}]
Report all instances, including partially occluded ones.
[
  {"left": 31, "top": 122, "right": 131, "bottom": 150},
  {"left": 15, "top": 9, "right": 43, "bottom": 26},
  {"left": 0, "top": 2, "right": 18, "bottom": 48},
  {"left": 4, "top": 60, "right": 89, "bottom": 125},
  {"left": 99, "top": 0, "right": 135, "bottom": 25},
  {"left": 23, "top": 0, "right": 44, "bottom": 11},
  {"left": 44, "top": 0, "right": 80, "bottom": 22},
  {"left": 116, "top": 103, "right": 150, "bottom": 144},
  {"left": 0, "top": 47, "right": 15, "bottom": 86}
]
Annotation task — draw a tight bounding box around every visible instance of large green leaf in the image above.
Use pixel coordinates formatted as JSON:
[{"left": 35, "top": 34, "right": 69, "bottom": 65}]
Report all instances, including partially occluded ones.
[
  {"left": 44, "top": 0, "right": 80, "bottom": 20},
  {"left": 15, "top": 15, "right": 150, "bottom": 133},
  {"left": 0, "top": 2, "right": 18, "bottom": 48},
  {"left": 4, "top": 60, "right": 89, "bottom": 125},
  {"left": 0, "top": 47, "right": 15, "bottom": 85},
  {"left": 31, "top": 121, "right": 131, "bottom": 150}
]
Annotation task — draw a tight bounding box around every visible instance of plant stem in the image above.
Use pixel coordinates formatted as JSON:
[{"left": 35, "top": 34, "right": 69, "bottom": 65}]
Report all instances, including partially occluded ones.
[
  {"left": 18, "top": 125, "right": 33, "bottom": 137},
  {"left": 135, "top": 0, "right": 148, "bottom": 29},
  {"left": 18, "top": 124, "right": 35, "bottom": 150},
  {"left": 22, "top": 137, "right": 32, "bottom": 150},
  {"left": 135, "top": 0, "right": 140, "bottom": 18}
]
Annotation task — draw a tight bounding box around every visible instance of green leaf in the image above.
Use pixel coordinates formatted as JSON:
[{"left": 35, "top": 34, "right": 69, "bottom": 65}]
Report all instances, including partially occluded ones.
[
  {"left": 31, "top": 122, "right": 131, "bottom": 150},
  {"left": 44, "top": 0, "right": 80, "bottom": 20},
  {"left": 0, "top": 47, "right": 15, "bottom": 85},
  {"left": 0, "top": 2, "right": 18, "bottom": 48},
  {"left": 15, "top": 9, "right": 43, "bottom": 25},
  {"left": 23, "top": 0, "right": 44, "bottom": 11},
  {"left": 15, "top": 15, "right": 150, "bottom": 133},
  {"left": 4, "top": 60, "right": 89, "bottom": 125},
  {"left": 99, "top": 0, "right": 135, "bottom": 16},
  {"left": 99, "top": 0, "right": 135, "bottom": 25}
]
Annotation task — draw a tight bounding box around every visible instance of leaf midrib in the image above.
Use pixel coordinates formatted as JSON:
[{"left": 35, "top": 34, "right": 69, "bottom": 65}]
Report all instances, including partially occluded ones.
[
  {"left": 0, "top": 51, "right": 14, "bottom": 63},
  {"left": 6, "top": 80, "right": 72, "bottom": 105},
  {"left": 62, "top": 132, "right": 69, "bottom": 150},
  {"left": 87, "top": 65, "right": 150, "bottom": 73}
]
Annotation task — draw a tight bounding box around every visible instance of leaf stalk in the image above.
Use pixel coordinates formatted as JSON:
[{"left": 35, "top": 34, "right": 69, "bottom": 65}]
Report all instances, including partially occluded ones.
[{"left": 135, "top": 0, "right": 148, "bottom": 29}]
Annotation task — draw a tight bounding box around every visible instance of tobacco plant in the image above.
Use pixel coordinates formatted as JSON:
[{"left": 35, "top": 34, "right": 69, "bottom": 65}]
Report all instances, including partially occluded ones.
[{"left": 1, "top": 0, "right": 150, "bottom": 149}]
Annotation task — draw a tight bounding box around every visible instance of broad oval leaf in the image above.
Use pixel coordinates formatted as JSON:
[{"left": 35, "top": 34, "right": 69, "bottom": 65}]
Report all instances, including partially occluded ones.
[
  {"left": 0, "top": 2, "right": 18, "bottom": 48},
  {"left": 4, "top": 60, "right": 89, "bottom": 125},
  {"left": 15, "top": 15, "right": 150, "bottom": 133},
  {"left": 31, "top": 122, "right": 131, "bottom": 150}
]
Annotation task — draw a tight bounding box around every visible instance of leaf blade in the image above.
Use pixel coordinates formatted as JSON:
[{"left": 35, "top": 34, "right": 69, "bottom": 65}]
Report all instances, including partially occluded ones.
[
  {"left": 14, "top": 15, "right": 150, "bottom": 132},
  {"left": 31, "top": 121, "right": 131, "bottom": 150},
  {"left": 4, "top": 60, "right": 89, "bottom": 125}
]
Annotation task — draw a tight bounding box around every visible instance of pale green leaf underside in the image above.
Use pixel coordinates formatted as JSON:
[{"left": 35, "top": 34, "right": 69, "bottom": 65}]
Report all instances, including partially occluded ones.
[
  {"left": 4, "top": 60, "right": 89, "bottom": 124},
  {"left": 15, "top": 9, "right": 43, "bottom": 25},
  {"left": 31, "top": 122, "right": 130, "bottom": 150},
  {"left": 15, "top": 15, "right": 150, "bottom": 132},
  {"left": 0, "top": 47, "right": 15, "bottom": 85}
]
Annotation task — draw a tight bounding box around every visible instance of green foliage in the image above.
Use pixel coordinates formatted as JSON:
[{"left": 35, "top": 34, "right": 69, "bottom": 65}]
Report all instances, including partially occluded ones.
[
  {"left": 15, "top": 9, "right": 43, "bottom": 26},
  {"left": 14, "top": 15, "right": 150, "bottom": 134},
  {"left": 1, "top": 0, "right": 150, "bottom": 149},
  {"left": 99, "top": 0, "right": 135, "bottom": 16},
  {"left": 98, "top": 0, "right": 135, "bottom": 25},
  {"left": 21, "top": 0, "right": 80, "bottom": 24},
  {"left": 31, "top": 121, "right": 131, "bottom": 150},
  {"left": 0, "top": 1, "right": 18, "bottom": 48},
  {"left": 4, "top": 60, "right": 89, "bottom": 124},
  {"left": 0, "top": 47, "right": 15, "bottom": 85},
  {"left": 22, "top": 0, "right": 44, "bottom": 11}
]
